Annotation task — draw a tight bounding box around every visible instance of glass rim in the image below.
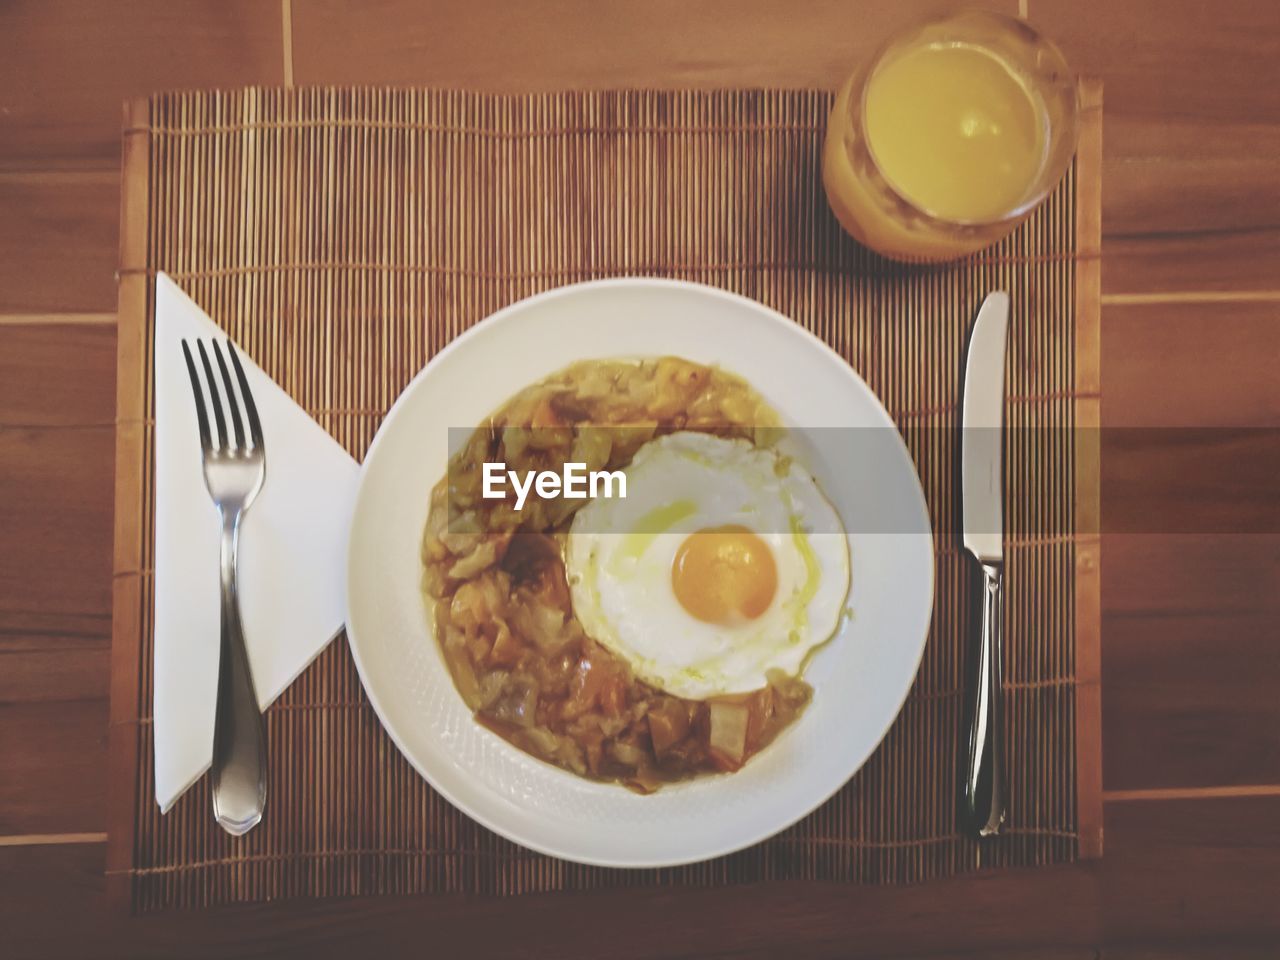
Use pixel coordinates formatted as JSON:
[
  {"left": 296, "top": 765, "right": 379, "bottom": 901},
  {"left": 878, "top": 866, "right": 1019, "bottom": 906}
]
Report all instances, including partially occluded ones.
[{"left": 855, "top": 10, "right": 1080, "bottom": 230}]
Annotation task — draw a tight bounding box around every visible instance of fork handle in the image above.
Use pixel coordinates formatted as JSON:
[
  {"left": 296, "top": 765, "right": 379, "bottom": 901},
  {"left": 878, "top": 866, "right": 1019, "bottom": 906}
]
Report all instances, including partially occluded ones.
[
  {"left": 962, "top": 561, "right": 1007, "bottom": 837},
  {"left": 211, "top": 510, "right": 267, "bottom": 836}
]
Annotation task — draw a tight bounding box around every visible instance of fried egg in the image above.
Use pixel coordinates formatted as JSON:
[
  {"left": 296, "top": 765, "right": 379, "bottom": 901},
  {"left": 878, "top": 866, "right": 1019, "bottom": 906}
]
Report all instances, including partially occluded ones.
[{"left": 566, "top": 432, "right": 850, "bottom": 699}]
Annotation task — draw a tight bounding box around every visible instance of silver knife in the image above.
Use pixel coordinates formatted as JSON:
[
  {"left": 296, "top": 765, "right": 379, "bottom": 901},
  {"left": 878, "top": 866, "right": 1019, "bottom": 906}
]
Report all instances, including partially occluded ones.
[{"left": 961, "top": 290, "right": 1010, "bottom": 837}]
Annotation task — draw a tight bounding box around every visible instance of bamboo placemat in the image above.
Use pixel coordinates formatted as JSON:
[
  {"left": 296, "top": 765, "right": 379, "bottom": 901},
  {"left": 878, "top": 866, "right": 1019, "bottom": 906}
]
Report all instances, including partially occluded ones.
[{"left": 109, "top": 86, "right": 1102, "bottom": 911}]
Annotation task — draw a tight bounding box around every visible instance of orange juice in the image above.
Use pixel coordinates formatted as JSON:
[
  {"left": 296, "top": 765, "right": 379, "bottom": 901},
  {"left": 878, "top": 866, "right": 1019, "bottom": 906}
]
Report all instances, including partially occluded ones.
[
  {"left": 823, "top": 13, "right": 1076, "bottom": 261},
  {"left": 865, "top": 43, "right": 1047, "bottom": 223}
]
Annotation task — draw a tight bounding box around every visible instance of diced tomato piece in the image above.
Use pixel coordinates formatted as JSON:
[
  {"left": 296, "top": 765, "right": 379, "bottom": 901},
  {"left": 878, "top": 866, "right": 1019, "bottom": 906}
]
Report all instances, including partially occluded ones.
[
  {"left": 487, "top": 622, "right": 523, "bottom": 667},
  {"left": 744, "top": 687, "right": 775, "bottom": 750},
  {"left": 648, "top": 700, "right": 690, "bottom": 758},
  {"left": 598, "top": 673, "right": 626, "bottom": 717},
  {"left": 531, "top": 395, "right": 564, "bottom": 428},
  {"left": 706, "top": 746, "right": 743, "bottom": 773}
]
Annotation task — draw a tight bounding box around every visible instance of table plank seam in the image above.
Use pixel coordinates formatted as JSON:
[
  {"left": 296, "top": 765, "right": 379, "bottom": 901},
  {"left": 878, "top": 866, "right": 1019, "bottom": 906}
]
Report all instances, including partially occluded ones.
[
  {"left": 1102, "top": 291, "right": 1280, "bottom": 305},
  {"left": 1104, "top": 784, "right": 1280, "bottom": 802},
  {"left": 0, "top": 832, "right": 108, "bottom": 847},
  {"left": 0, "top": 313, "right": 116, "bottom": 326}
]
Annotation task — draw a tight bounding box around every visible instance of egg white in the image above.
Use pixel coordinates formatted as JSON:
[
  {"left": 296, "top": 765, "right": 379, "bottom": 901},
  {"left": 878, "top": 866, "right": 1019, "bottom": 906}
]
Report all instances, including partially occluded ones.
[{"left": 566, "top": 432, "right": 850, "bottom": 699}]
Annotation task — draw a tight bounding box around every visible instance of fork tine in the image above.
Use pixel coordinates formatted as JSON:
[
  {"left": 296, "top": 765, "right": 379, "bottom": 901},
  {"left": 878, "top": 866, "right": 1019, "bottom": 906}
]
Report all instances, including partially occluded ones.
[
  {"left": 196, "top": 340, "right": 229, "bottom": 451},
  {"left": 181, "top": 340, "right": 213, "bottom": 453},
  {"left": 212, "top": 340, "right": 247, "bottom": 450},
  {"left": 227, "top": 342, "right": 264, "bottom": 450}
]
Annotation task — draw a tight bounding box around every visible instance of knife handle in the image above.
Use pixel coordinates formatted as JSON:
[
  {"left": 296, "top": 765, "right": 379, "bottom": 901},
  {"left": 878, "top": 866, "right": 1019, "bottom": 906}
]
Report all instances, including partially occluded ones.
[{"left": 963, "top": 561, "right": 1007, "bottom": 837}]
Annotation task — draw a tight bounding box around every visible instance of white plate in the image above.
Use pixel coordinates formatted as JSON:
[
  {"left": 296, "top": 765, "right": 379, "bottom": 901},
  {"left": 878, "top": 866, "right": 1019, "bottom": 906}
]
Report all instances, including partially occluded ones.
[{"left": 345, "top": 279, "right": 934, "bottom": 868}]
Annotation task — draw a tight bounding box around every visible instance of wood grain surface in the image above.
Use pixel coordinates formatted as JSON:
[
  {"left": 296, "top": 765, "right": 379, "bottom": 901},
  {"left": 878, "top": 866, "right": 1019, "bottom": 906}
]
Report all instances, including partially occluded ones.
[{"left": 1, "top": 0, "right": 1277, "bottom": 956}]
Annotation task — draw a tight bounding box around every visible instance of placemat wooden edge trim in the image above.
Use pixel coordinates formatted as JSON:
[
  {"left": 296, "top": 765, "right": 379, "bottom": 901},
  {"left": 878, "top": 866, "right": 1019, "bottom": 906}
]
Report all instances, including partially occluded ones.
[
  {"left": 1073, "top": 77, "right": 1105, "bottom": 860},
  {"left": 106, "top": 94, "right": 152, "bottom": 910}
]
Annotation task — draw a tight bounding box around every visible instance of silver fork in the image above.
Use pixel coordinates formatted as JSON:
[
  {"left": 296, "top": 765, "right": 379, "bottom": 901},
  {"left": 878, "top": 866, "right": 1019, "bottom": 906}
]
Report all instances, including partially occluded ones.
[{"left": 181, "top": 338, "right": 268, "bottom": 836}]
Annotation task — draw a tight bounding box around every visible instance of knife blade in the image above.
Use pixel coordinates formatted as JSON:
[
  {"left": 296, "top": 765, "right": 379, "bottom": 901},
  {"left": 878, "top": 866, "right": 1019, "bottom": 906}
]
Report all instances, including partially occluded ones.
[
  {"left": 960, "top": 290, "right": 1010, "bottom": 837},
  {"left": 962, "top": 290, "right": 1010, "bottom": 564}
]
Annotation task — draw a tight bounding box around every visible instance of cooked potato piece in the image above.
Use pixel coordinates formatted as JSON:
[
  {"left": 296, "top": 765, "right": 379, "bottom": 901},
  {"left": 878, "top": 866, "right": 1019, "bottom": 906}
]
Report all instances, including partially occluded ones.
[{"left": 708, "top": 701, "right": 750, "bottom": 765}]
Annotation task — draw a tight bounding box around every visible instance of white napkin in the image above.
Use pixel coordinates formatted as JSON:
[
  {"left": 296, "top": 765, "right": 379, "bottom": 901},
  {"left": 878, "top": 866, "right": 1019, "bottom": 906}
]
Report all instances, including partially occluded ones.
[{"left": 152, "top": 273, "right": 361, "bottom": 812}]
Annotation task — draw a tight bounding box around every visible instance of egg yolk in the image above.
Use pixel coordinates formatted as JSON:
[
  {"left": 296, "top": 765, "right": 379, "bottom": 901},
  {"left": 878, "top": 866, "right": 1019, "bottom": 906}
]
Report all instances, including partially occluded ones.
[{"left": 672, "top": 525, "right": 778, "bottom": 624}]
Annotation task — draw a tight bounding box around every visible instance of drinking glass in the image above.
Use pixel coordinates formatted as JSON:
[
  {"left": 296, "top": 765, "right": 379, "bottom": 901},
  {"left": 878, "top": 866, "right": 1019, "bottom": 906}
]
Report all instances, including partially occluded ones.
[{"left": 822, "top": 12, "right": 1078, "bottom": 261}]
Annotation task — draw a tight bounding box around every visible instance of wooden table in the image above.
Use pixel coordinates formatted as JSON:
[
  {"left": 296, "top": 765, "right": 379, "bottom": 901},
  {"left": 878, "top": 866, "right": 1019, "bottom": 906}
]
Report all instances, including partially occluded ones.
[{"left": 2, "top": 2, "right": 1277, "bottom": 957}]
